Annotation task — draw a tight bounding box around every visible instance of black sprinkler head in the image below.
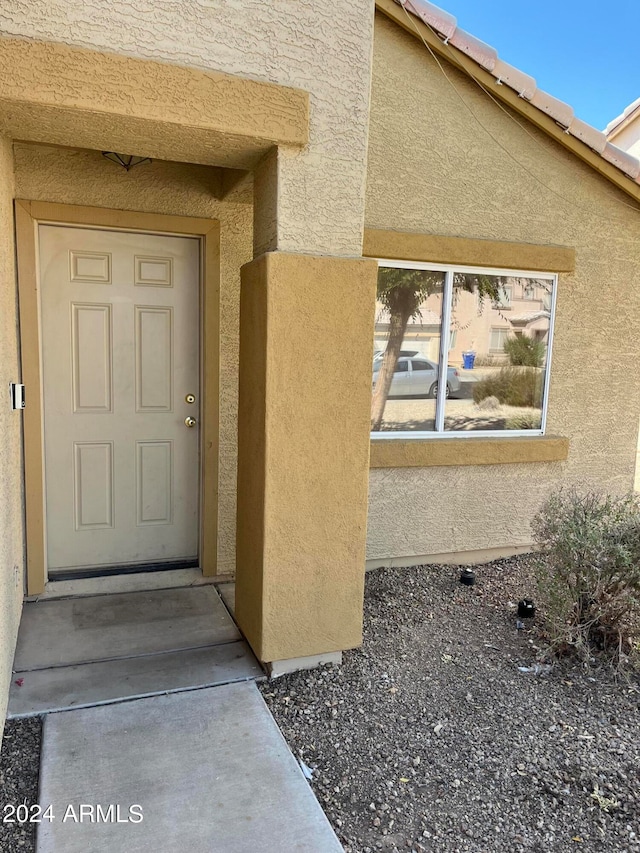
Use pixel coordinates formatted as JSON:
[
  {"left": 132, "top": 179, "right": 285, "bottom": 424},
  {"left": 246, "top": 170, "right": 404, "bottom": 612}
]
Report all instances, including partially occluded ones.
[
  {"left": 517, "top": 599, "right": 536, "bottom": 618},
  {"left": 460, "top": 569, "right": 476, "bottom": 586}
]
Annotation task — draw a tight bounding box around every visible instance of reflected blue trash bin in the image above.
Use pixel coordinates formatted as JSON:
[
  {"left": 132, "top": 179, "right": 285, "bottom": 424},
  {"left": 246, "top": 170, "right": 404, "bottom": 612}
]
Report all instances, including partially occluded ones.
[{"left": 462, "top": 351, "right": 476, "bottom": 369}]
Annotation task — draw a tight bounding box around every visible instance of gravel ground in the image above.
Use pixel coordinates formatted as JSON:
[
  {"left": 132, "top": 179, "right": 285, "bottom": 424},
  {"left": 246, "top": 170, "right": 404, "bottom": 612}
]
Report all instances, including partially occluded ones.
[
  {"left": 381, "top": 398, "right": 540, "bottom": 432},
  {"left": 260, "top": 558, "right": 640, "bottom": 853},
  {"left": 0, "top": 717, "right": 42, "bottom": 853}
]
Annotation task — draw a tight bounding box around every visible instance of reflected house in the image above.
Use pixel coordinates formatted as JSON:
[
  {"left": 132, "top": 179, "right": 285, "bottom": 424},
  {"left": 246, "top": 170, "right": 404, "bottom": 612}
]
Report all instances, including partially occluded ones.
[
  {"left": 508, "top": 309, "right": 551, "bottom": 345},
  {"left": 447, "top": 277, "right": 552, "bottom": 365},
  {"left": 374, "top": 304, "right": 442, "bottom": 362},
  {"left": 375, "top": 276, "right": 552, "bottom": 369},
  {"left": 372, "top": 268, "right": 553, "bottom": 434}
]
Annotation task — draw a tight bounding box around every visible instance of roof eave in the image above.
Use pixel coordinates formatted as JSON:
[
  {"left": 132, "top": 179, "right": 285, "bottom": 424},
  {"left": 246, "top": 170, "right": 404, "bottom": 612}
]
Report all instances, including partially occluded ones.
[
  {"left": 374, "top": 0, "right": 640, "bottom": 208},
  {"left": 606, "top": 102, "right": 640, "bottom": 141}
]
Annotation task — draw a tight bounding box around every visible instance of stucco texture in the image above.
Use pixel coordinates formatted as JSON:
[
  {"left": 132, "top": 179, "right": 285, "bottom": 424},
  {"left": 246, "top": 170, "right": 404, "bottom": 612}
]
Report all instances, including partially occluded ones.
[
  {"left": 365, "top": 14, "right": 640, "bottom": 562},
  {"left": 0, "top": 36, "right": 310, "bottom": 174},
  {"left": 0, "top": 136, "right": 23, "bottom": 732},
  {"left": 0, "top": 0, "right": 375, "bottom": 257},
  {"left": 236, "top": 252, "right": 377, "bottom": 662},
  {"left": 14, "top": 143, "right": 252, "bottom": 576}
]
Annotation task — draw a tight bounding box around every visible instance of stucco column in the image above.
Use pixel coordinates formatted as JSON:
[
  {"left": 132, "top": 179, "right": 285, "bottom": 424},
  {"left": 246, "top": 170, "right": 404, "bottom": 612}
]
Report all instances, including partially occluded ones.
[{"left": 235, "top": 251, "right": 377, "bottom": 664}]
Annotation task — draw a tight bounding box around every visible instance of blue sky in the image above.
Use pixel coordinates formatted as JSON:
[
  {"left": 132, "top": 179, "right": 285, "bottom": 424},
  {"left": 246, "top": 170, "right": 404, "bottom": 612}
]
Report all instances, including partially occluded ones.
[{"left": 433, "top": 0, "right": 639, "bottom": 130}]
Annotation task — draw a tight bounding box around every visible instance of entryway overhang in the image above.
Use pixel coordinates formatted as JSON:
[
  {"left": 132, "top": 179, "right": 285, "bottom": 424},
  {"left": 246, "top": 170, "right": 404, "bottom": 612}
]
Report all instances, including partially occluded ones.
[
  {"left": 3, "top": 34, "right": 309, "bottom": 599},
  {"left": 0, "top": 35, "right": 309, "bottom": 170}
]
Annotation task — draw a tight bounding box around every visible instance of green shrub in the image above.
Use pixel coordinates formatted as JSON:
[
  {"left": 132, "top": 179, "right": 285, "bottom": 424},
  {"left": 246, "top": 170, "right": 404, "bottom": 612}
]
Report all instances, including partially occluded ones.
[
  {"left": 532, "top": 490, "right": 640, "bottom": 665},
  {"left": 504, "top": 335, "right": 545, "bottom": 367},
  {"left": 505, "top": 411, "right": 541, "bottom": 430},
  {"left": 472, "top": 366, "right": 542, "bottom": 408}
]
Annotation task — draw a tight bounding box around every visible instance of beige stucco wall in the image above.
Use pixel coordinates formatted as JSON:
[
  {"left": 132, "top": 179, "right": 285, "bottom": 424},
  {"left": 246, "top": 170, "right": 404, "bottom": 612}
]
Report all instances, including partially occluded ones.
[
  {"left": 0, "top": 1, "right": 374, "bottom": 257},
  {"left": 0, "top": 136, "right": 23, "bottom": 731},
  {"left": 14, "top": 143, "right": 252, "bottom": 575},
  {"left": 365, "top": 14, "right": 640, "bottom": 562},
  {"left": 608, "top": 117, "right": 640, "bottom": 493}
]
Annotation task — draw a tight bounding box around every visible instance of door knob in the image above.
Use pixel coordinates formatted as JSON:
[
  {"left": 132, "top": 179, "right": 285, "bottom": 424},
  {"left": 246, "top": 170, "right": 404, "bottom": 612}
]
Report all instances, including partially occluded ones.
[{"left": 184, "top": 416, "right": 197, "bottom": 428}]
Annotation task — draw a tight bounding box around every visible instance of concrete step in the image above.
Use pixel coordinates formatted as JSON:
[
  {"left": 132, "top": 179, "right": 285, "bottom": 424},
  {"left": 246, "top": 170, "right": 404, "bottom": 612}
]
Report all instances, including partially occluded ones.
[
  {"left": 14, "top": 585, "right": 239, "bottom": 671},
  {"left": 9, "top": 641, "right": 263, "bottom": 717},
  {"left": 37, "top": 683, "right": 343, "bottom": 853}
]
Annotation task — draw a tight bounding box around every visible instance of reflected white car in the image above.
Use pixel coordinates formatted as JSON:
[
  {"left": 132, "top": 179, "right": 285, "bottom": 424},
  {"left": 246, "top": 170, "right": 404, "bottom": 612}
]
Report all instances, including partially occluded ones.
[{"left": 372, "top": 354, "right": 461, "bottom": 398}]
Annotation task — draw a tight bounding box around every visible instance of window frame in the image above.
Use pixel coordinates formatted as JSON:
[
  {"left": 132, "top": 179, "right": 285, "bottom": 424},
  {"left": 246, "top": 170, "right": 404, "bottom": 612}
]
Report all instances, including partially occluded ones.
[
  {"left": 489, "top": 327, "right": 511, "bottom": 352},
  {"left": 372, "top": 259, "right": 558, "bottom": 441}
]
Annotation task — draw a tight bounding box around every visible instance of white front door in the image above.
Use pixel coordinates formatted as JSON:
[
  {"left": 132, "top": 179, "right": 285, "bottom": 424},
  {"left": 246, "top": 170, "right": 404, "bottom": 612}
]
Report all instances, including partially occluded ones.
[{"left": 39, "top": 225, "right": 200, "bottom": 574}]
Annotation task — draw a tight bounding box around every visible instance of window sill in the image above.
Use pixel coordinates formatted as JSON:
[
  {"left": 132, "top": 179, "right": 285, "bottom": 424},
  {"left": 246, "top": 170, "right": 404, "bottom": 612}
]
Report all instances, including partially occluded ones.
[{"left": 369, "top": 435, "right": 569, "bottom": 468}]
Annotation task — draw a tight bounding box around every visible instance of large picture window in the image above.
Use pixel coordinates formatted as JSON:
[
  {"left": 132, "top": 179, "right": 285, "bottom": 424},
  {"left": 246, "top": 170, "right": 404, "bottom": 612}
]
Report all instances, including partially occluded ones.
[{"left": 371, "top": 261, "right": 557, "bottom": 437}]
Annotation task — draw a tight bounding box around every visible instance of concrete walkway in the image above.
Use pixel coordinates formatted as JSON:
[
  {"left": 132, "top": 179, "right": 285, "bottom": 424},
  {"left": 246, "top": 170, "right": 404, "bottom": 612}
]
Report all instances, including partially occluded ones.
[
  {"left": 37, "top": 683, "right": 342, "bottom": 853},
  {"left": 9, "top": 583, "right": 342, "bottom": 851}
]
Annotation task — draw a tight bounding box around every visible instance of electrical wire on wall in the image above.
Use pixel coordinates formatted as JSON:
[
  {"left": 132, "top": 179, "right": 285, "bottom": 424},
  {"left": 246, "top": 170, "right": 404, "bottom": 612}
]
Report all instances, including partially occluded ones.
[{"left": 397, "top": 0, "right": 640, "bottom": 222}]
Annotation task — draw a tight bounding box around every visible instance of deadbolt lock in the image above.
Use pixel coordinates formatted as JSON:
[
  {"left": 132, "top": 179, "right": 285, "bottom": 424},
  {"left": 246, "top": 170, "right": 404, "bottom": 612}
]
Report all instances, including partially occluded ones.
[
  {"left": 185, "top": 394, "right": 196, "bottom": 404},
  {"left": 184, "top": 416, "right": 197, "bottom": 428}
]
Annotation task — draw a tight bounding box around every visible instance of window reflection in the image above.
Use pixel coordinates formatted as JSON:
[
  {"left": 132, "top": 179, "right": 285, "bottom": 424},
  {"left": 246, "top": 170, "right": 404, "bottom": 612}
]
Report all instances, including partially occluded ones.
[
  {"left": 372, "top": 266, "right": 554, "bottom": 435},
  {"left": 445, "top": 274, "right": 550, "bottom": 432},
  {"left": 372, "top": 269, "right": 445, "bottom": 432}
]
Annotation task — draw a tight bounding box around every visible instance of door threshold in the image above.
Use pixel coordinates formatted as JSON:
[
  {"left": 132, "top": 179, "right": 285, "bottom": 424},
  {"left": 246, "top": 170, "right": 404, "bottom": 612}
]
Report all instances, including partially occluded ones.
[
  {"left": 48, "top": 559, "right": 200, "bottom": 582},
  {"left": 28, "top": 567, "right": 229, "bottom": 602}
]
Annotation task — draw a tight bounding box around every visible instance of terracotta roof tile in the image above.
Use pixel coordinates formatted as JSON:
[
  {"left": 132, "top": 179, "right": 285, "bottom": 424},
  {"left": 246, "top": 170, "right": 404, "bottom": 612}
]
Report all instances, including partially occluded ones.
[
  {"left": 509, "top": 310, "right": 550, "bottom": 324},
  {"left": 601, "top": 142, "right": 640, "bottom": 181},
  {"left": 396, "top": 0, "right": 640, "bottom": 186},
  {"left": 528, "top": 89, "right": 574, "bottom": 129},
  {"left": 492, "top": 58, "right": 536, "bottom": 100},
  {"left": 448, "top": 29, "right": 497, "bottom": 72},
  {"left": 567, "top": 117, "right": 607, "bottom": 154},
  {"left": 404, "top": 0, "right": 456, "bottom": 39}
]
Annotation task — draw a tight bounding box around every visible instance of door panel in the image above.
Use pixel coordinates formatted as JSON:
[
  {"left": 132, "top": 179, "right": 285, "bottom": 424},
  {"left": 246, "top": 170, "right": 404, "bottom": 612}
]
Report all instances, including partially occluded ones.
[
  {"left": 73, "top": 441, "right": 114, "bottom": 530},
  {"left": 135, "top": 306, "right": 173, "bottom": 411},
  {"left": 71, "top": 303, "right": 113, "bottom": 412},
  {"left": 136, "top": 440, "right": 173, "bottom": 526},
  {"left": 39, "top": 225, "right": 200, "bottom": 572}
]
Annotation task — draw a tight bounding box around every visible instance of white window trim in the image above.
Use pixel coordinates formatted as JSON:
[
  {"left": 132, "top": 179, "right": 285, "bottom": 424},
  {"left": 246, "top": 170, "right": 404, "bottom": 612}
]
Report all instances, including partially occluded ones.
[
  {"left": 489, "top": 327, "right": 511, "bottom": 351},
  {"left": 372, "top": 259, "right": 558, "bottom": 440}
]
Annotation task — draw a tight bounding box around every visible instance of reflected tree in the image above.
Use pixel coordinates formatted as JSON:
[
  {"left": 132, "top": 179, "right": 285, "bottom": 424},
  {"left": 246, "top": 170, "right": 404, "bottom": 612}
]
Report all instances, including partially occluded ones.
[
  {"left": 372, "top": 270, "right": 509, "bottom": 431},
  {"left": 371, "top": 268, "right": 443, "bottom": 431}
]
